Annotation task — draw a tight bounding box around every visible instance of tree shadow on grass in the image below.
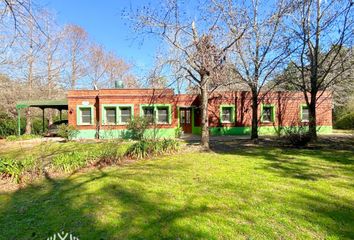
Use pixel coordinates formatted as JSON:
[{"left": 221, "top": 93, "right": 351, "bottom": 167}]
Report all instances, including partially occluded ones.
[
  {"left": 210, "top": 141, "right": 354, "bottom": 181},
  {"left": 290, "top": 188, "right": 354, "bottom": 239},
  {"left": 210, "top": 142, "right": 354, "bottom": 239},
  {"left": 0, "top": 169, "right": 215, "bottom": 240}
]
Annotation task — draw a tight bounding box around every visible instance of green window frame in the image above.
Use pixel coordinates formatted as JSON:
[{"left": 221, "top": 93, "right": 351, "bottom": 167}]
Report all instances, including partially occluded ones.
[
  {"left": 77, "top": 105, "right": 94, "bottom": 125},
  {"left": 261, "top": 104, "right": 275, "bottom": 123},
  {"left": 300, "top": 104, "right": 309, "bottom": 122},
  {"left": 102, "top": 104, "right": 134, "bottom": 125},
  {"left": 220, "top": 105, "right": 236, "bottom": 123},
  {"left": 140, "top": 104, "right": 172, "bottom": 124}
]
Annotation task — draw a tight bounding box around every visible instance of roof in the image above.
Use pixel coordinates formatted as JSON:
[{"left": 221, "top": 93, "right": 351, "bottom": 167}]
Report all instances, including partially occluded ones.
[{"left": 16, "top": 99, "right": 68, "bottom": 110}]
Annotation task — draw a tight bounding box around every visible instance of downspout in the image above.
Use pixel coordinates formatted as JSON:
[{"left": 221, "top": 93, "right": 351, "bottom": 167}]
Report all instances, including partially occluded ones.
[{"left": 95, "top": 91, "right": 100, "bottom": 139}]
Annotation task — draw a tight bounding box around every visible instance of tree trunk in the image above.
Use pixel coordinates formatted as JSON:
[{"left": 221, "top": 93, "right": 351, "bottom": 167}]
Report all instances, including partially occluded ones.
[
  {"left": 25, "top": 109, "right": 32, "bottom": 134},
  {"left": 308, "top": 94, "right": 317, "bottom": 140},
  {"left": 251, "top": 89, "right": 259, "bottom": 139},
  {"left": 48, "top": 109, "right": 53, "bottom": 126},
  {"left": 200, "top": 78, "right": 209, "bottom": 149}
]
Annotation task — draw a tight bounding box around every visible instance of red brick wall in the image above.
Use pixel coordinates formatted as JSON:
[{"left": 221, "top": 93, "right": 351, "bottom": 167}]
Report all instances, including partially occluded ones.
[
  {"left": 67, "top": 89, "right": 332, "bottom": 130},
  {"left": 207, "top": 91, "right": 332, "bottom": 127}
]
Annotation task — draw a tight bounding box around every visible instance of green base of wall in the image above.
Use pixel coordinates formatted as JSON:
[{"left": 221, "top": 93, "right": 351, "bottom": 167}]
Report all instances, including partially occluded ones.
[
  {"left": 194, "top": 126, "right": 332, "bottom": 136},
  {"left": 75, "top": 128, "right": 177, "bottom": 140},
  {"left": 75, "top": 126, "right": 332, "bottom": 139},
  {"left": 75, "top": 130, "right": 97, "bottom": 139}
]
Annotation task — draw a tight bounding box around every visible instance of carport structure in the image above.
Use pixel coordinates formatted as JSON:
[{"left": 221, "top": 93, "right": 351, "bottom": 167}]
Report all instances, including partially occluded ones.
[{"left": 16, "top": 99, "right": 68, "bottom": 135}]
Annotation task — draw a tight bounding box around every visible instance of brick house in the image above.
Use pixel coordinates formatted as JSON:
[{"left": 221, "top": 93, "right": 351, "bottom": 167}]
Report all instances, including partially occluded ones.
[{"left": 67, "top": 88, "right": 332, "bottom": 139}]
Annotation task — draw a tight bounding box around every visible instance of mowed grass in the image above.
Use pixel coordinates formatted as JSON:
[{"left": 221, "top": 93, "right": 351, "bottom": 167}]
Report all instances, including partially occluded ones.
[{"left": 0, "top": 143, "right": 353, "bottom": 240}]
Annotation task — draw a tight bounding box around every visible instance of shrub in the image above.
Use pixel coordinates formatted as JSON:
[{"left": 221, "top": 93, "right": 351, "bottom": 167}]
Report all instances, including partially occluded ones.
[
  {"left": 175, "top": 127, "right": 183, "bottom": 138},
  {"left": 57, "top": 124, "right": 79, "bottom": 140},
  {"left": 52, "top": 143, "right": 132, "bottom": 172},
  {"left": 283, "top": 126, "right": 312, "bottom": 147},
  {"left": 94, "top": 143, "right": 131, "bottom": 166},
  {"left": 126, "top": 139, "right": 180, "bottom": 159},
  {"left": 0, "top": 158, "right": 22, "bottom": 183},
  {"left": 335, "top": 112, "right": 354, "bottom": 129},
  {"left": 0, "top": 112, "right": 17, "bottom": 137},
  {"left": 52, "top": 152, "right": 88, "bottom": 172},
  {"left": 126, "top": 117, "right": 151, "bottom": 140}
]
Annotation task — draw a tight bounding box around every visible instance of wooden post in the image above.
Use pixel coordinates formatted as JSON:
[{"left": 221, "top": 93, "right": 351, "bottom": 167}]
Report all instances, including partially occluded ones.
[{"left": 59, "top": 109, "right": 62, "bottom": 121}]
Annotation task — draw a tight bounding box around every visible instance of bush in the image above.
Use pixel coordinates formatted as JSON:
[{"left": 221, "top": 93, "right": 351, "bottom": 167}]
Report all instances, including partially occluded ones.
[
  {"left": 283, "top": 126, "right": 312, "bottom": 147},
  {"left": 94, "top": 142, "right": 131, "bottom": 166},
  {"left": 0, "top": 112, "right": 17, "bottom": 138},
  {"left": 175, "top": 127, "right": 183, "bottom": 138},
  {"left": 52, "top": 143, "right": 132, "bottom": 172},
  {"left": 126, "top": 139, "right": 180, "bottom": 159},
  {"left": 0, "top": 157, "right": 22, "bottom": 183},
  {"left": 126, "top": 117, "right": 151, "bottom": 140},
  {"left": 52, "top": 152, "right": 88, "bottom": 172},
  {"left": 0, "top": 156, "right": 42, "bottom": 183},
  {"left": 57, "top": 124, "right": 79, "bottom": 140},
  {"left": 335, "top": 112, "right": 354, "bottom": 129}
]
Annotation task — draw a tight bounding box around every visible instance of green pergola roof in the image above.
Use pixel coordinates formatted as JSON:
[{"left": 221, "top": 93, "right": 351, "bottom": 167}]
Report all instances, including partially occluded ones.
[{"left": 16, "top": 99, "right": 68, "bottom": 110}]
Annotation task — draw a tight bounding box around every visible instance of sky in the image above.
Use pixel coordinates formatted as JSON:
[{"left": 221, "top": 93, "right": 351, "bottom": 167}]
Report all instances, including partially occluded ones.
[{"left": 37, "top": 0, "right": 161, "bottom": 78}]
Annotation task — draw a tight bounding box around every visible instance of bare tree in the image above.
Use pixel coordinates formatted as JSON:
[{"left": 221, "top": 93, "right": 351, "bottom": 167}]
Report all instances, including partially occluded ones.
[
  {"left": 105, "top": 51, "right": 133, "bottom": 88},
  {"left": 63, "top": 24, "right": 88, "bottom": 89},
  {"left": 123, "top": 74, "right": 140, "bottom": 88},
  {"left": 40, "top": 11, "right": 65, "bottom": 124},
  {"left": 0, "top": 0, "right": 41, "bottom": 34},
  {"left": 17, "top": 2, "right": 43, "bottom": 134},
  {"left": 288, "top": 0, "right": 353, "bottom": 139},
  {"left": 86, "top": 43, "right": 109, "bottom": 88},
  {"left": 129, "top": 0, "right": 244, "bottom": 148},
  {"left": 214, "top": 0, "right": 293, "bottom": 140}
]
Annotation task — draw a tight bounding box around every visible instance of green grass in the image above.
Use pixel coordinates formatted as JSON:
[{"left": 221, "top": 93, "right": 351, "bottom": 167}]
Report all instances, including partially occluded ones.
[
  {"left": 5, "top": 134, "right": 42, "bottom": 141},
  {"left": 0, "top": 144, "right": 353, "bottom": 239}
]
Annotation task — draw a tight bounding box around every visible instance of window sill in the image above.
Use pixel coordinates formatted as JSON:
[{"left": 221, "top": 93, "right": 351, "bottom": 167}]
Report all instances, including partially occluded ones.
[
  {"left": 261, "top": 121, "right": 274, "bottom": 124},
  {"left": 117, "top": 123, "right": 129, "bottom": 125},
  {"left": 301, "top": 120, "right": 309, "bottom": 123},
  {"left": 77, "top": 123, "right": 94, "bottom": 126}
]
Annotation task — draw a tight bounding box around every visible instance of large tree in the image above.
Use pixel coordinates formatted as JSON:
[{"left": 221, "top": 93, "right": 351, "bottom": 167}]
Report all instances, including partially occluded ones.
[
  {"left": 63, "top": 24, "right": 89, "bottom": 89},
  {"left": 288, "top": 0, "right": 353, "bottom": 139},
  {"left": 129, "top": 0, "right": 244, "bottom": 148},
  {"left": 214, "top": 0, "right": 293, "bottom": 139}
]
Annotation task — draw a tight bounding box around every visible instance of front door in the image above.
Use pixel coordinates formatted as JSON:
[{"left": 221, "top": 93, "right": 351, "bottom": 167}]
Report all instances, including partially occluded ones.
[{"left": 179, "top": 108, "right": 192, "bottom": 133}]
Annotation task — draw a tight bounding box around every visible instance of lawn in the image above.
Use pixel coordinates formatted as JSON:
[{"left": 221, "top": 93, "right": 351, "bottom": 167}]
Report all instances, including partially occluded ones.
[{"left": 0, "top": 141, "right": 353, "bottom": 239}]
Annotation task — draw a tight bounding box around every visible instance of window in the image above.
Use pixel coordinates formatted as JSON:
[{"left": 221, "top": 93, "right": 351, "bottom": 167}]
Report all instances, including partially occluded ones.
[
  {"left": 180, "top": 110, "right": 185, "bottom": 124},
  {"left": 301, "top": 105, "right": 309, "bottom": 122},
  {"left": 105, "top": 107, "right": 116, "bottom": 124},
  {"left": 262, "top": 105, "right": 274, "bottom": 123},
  {"left": 140, "top": 104, "right": 171, "bottom": 124},
  {"left": 222, "top": 107, "right": 232, "bottom": 123},
  {"left": 220, "top": 105, "right": 235, "bottom": 123},
  {"left": 102, "top": 104, "right": 134, "bottom": 125},
  {"left": 80, "top": 108, "right": 92, "bottom": 124},
  {"left": 120, "top": 107, "right": 132, "bottom": 123},
  {"left": 185, "top": 109, "right": 191, "bottom": 124},
  {"left": 143, "top": 107, "right": 154, "bottom": 122},
  {"left": 157, "top": 107, "right": 169, "bottom": 123}
]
